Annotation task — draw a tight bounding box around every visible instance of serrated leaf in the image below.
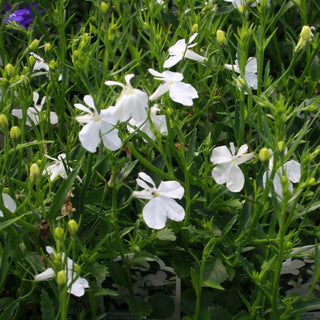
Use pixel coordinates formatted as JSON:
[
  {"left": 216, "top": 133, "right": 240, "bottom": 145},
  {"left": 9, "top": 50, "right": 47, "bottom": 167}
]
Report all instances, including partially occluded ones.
[
  {"left": 203, "top": 257, "right": 228, "bottom": 285},
  {"left": 89, "top": 262, "right": 109, "bottom": 282},
  {"left": 40, "top": 289, "right": 55, "bottom": 320},
  {"left": 156, "top": 228, "right": 176, "bottom": 241}
]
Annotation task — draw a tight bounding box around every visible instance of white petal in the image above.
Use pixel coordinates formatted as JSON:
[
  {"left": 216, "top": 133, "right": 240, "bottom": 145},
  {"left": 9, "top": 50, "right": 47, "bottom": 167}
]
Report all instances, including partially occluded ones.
[
  {"left": 245, "top": 72, "right": 258, "bottom": 90},
  {"left": 162, "top": 71, "right": 184, "bottom": 82},
  {"left": 74, "top": 103, "right": 92, "bottom": 114},
  {"left": 225, "top": 164, "right": 245, "bottom": 192},
  {"left": 168, "top": 82, "right": 198, "bottom": 106},
  {"left": 100, "top": 108, "right": 118, "bottom": 125},
  {"left": 79, "top": 122, "right": 100, "bottom": 153},
  {"left": 124, "top": 74, "right": 135, "bottom": 85},
  {"left": 34, "top": 268, "right": 55, "bottom": 281},
  {"left": 138, "top": 172, "right": 156, "bottom": 187},
  {"left": 163, "top": 54, "right": 184, "bottom": 68},
  {"left": 236, "top": 144, "right": 248, "bottom": 156},
  {"left": 33, "top": 92, "right": 39, "bottom": 105},
  {"left": 100, "top": 124, "right": 122, "bottom": 151},
  {"left": 49, "top": 112, "right": 59, "bottom": 125},
  {"left": 245, "top": 57, "right": 257, "bottom": 73},
  {"left": 284, "top": 160, "right": 301, "bottom": 183},
  {"left": 11, "top": 109, "right": 23, "bottom": 119},
  {"left": 104, "top": 80, "right": 125, "bottom": 88},
  {"left": 133, "top": 190, "right": 153, "bottom": 200},
  {"left": 46, "top": 246, "right": 55, "bottom": 255},
  {"left": 158, "top": 196, "right": 185, "bottom": 222},
  {"left": 157, "top": 181, "right": 184, "bottom": 199},
  {"left": 148, "top": 68, "right": 163, "bottom": 78},
  {"left": 142, "top": 198, "right": 167, "bottom": 229},
  {"left": 83, "top": 95, "right": 96, "bottom": 112},
  {"left": 224, "top": 63, "right": 240, "bottom": 74},
  {"left": 2, "top": 193, "right": 16, "bottom": 213},
  {"left": 212, "top": 162, "right": 231, "bottom": 185},
  {"left": 184, "top": 50, "right": 206, "bottom": 63},
  {"left": 168, "top": 39, "right": 187, "bottom": 55},
  {"left": 188, "top": 33, "right": 198, "bottom": 44},
  {"left": 210, "top": 146, "right": 232, "bottom": 164},
  {"left": 69, "top": 277, "right": 89, "bottom": 297},
  {"left": 149, "top": 83, "right": 170, "bottom": 101}
]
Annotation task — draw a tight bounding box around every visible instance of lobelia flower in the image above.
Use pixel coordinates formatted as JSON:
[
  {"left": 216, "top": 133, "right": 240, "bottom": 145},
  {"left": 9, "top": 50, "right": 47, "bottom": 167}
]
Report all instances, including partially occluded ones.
[
  {"left": 11, "top": 91, "right": 58, "bottom": 126},
  {"left": 224, "top": 57, "right": 257, "bottom": 92},
  {"left": 4, "top": 3, "right": 43, "bottom": 30},
  {"left": 210, "top": 142, "right": 254, "bottom": 192},
  {"left": 43, "top": 153, "right": 82, "bottom": 182},
  {"left": 133, "top": 172, "right": 185, "bottom": 229},
  {"left": 75, "top": 95, "right": 122, "bottom": 153},
  {"left": 281, "top": 258, "right": 305, "bottom": 275},
  {"left": 148, "top": 69, "right": 198, "bottom": 106},
  {"left": 163, "top": 33, "right": 206, "bottom": 68},
  {"left": 127, "top": 105, "right": 167, "bottom": 141},
  {"left": 224, "top": 0, "right": 266, "bottom": 8},
  {"left": 262, "top": 150, "right": 301, "bottom": 199},
  {"left": 34, "top": 246, "right": 89, "bottom": 297},
  {"left": 105, "top": 74, "right": 148, "bottom": 123},
  {"left": 0, "top": 193, "right": 17, "bottom": 217}
]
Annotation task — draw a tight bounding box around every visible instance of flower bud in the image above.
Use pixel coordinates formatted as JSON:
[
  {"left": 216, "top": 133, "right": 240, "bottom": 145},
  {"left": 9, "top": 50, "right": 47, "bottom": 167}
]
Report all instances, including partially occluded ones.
[
  {"left": 44, "top": 43, "right": 52, "bottom": 53},
  {"left": 0, "top": 114, "right": 8, "bottom": 130},
  {"left": 4, "top": 63, "right": 15, "bottom": 79},
  {"left": 259, "top": 147, "right": 270, "bottom": 163},
  {"left": 28, "top": 39, "right": 39, "bottom": 51},
  {"left": 68, "top": 219, "right": 79, "bottom": 234},
  {"left": 236, "top": 77, "right": 246, "bottom": 90},
  {"left": 277, "top": 141, "right": 285, "bottom": 153},
  {"left": 216, "top": 30, "right": 227, "bottom": 46},
  {"left": 57, "top": 270, "right": 67, "bottom": 286},
  {"left": 192, "top": 24, "right": 199, "bottom": 33},
  {"left": 308, "top": 177, "right": 316, "bottom": 185},
  {"left": 74, "top": 264, "right": 81, "bottom": 274},
  {"left": 143, "top": 22, "right": 150, "bottom": 30},
  {"left": 30, "top": 163, "right": 40, "bottom": 183},
  {"left": 300, "top": 26, "right": 312, "bottom": 42},
  {"left": 10, "top": 126, "right": 21, "bottom": 139},
  {"left": 28, "top": 55, "right": 36, "bottom": 67},
  {"left": 54, "top": 227, "right": 65, "bottom": 239},
  {"left": 100, "top": 1, "right": 109, "bottom": 14},
  {"left": 238, "top": 5, "right": 245, "bottom": 14}
]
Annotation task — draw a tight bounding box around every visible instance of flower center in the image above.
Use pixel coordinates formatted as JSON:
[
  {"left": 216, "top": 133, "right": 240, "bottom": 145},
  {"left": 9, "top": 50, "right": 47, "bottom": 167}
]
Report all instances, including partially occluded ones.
[{"left": 151, "top": 191, "right": 160, "bottom": 198}]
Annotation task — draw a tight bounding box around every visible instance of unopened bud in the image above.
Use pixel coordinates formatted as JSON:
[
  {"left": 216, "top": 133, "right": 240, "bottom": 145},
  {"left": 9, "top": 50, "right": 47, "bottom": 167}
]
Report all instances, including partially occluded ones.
[
  {"left": 238, "top": 5, "right": 245, "bottom": 14},
  {"left": 30, "top": 163, "right": 40, "bottom": 183},
  {"left": 28, "top": 39, "right": 39, "bottom": 51},
  {"left": 54, "top": 227, "right": 65, "bottom": 239},
  {"left": 191, "top": 24, "right": 199, "bottom": 33},
  {"left": 259, "top": 147, "right": 270, "bottom": 163},
  {"left": 0, "top": 114, "right": 8, "bottom": 130},
  {"left": 10, "top": 126, "right": 21, "bottom": 139},
  {"left": 277, "top": 141, "right": 285, "bottom": 153},
  {"left": 100, "top": 2, "right": 109, "bottom": 14},
  {"left": 4, "top": 63, "right": 15, "bottom": 79},
  {"left": 308, "top": 177, "right": 316, "bottom": 185},
  {"left": 300, "top": 26, "right": 312, "bottom": 42},
  {"left": 216, "top": 30, "right": 227, "bottom": 46},
  {"left": 237, "top": 77, "right": 246, "bottom": 90},
  {"left": 68, "top": 219, "right": 79, "bottom": 234},
  {"left": 44, "top": 43, "right": 52, "bottom": 53},
  {"left": 57, "top": 270, "right": 67, "bottom": 286}
]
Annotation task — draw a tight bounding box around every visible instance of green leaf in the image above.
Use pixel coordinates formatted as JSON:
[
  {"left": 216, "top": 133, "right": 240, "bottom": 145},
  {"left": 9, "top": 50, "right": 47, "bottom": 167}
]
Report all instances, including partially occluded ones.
[
  {"left": 116, "top": 159, "right": 138, "bottom": 182},
  {"left": 95, "top": 288, "right": 118, "bottom": 297},
  {"left": 40, "top": 289, "right": 55, "bottom": 320},
  {"left": 0, "top": 298, "right": 20, "bottom": 320},
  {"left": 47, "top": 165, "right": 81, "bottom": 220},
  {"left": 89, "top": 262, "right": 109, "bottom": 282},
  {"left": 203, "top": 257, "right": 229, "bottom": 285},
  {"left": 156, "top": 228, "right": 176, "bottom": 241},
  {"left": 202, "top": 280, "right": 224, "bottom": 290},
  {"left": 186, "top": 128, "right": 197, "bottom": 166}
]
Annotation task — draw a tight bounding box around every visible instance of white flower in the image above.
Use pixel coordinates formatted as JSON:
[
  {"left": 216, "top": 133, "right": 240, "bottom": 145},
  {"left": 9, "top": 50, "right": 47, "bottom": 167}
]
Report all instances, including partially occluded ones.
[
  {"left": 263, "top": 150, "right": 300, "bottom": 199},
  {"left": 224, "top": 57, "right": 257, "bottom": 91},
  {"left": 11, "top": 92, "right": 58, "bottom": 126},
  {"left": 148, "top": 69, "right": 198, "bottom": 106},
  {"left": 281, "top": 258, "right": 305, "bottom": 275},
  {"left": 224, "top": 0, "right": 265, "bottom": 8},
  {"left": 34, "top": 246, "right": 89, "bottom": 297},
  {"left": 0, "top": 193, "right": 17, "bottom": 217},
  {"left": 210, "top": 143, "right": 254, "bottom": 192},
  {"left": 163, "top": 33, "right": 206, "bottom": 68},
  {"left": 75, "top": 95, "right": 122, "bottom": 153},
  {"left": 30, "top": 52, "right": 62, "bottom": 81},
  {"left": 43, "top": 153, "right": 82, "bottom": 182},
  {"left": 127, "top": 106, "right": 167, "bottom": 141},
  {"left": 105, "top": 74, "right": 148, "bottom": 123},
  {"left": 133, "top": 172, "right": 185, "bottom": 229}
]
